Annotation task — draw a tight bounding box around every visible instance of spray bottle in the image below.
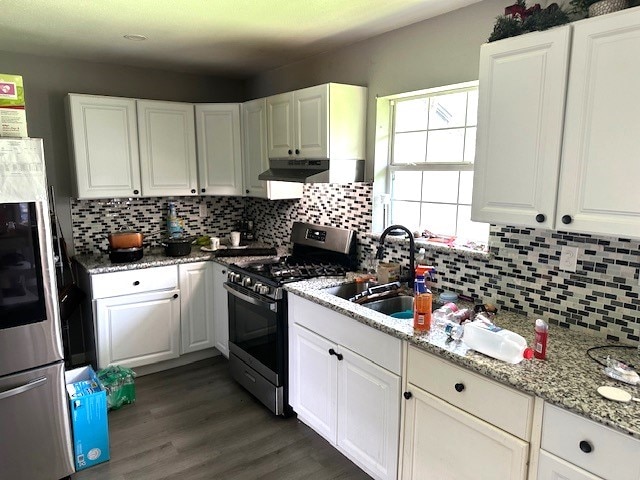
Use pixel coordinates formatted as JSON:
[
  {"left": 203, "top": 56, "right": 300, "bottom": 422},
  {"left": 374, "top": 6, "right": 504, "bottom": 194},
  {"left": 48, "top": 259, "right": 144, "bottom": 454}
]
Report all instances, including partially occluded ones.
[{"left": 413, "top": 266, "right": 432, "bottom": 332}]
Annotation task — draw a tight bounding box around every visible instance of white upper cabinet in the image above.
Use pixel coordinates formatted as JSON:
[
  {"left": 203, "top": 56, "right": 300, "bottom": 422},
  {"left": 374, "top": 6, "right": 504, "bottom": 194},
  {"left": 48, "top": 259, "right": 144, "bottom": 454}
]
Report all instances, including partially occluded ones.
[
  {"left": 195, "top": 103, "right": 243, "bottom": 196},
  {"left": 266, "top": 92, "right": 295, "bottom": 158},
  {"left": 472, "top": 26, "right": 571, "bottom": 229},
  {"left": 556, "top": 8, "right": 640, "bottom": 238},
  {"left": 474, "top": 8, "right": 640, "bottom": 239},
  {"left": 266, "top": 83, "right": 367, "bottom": 161},
  {"left": 67, "top": 94, "right": 142, "bottom": 199},
  {"left": 137, "top": 100, "right": 198, "bottom": 197},
  {"left": 294, "top": 85, "right": 328, "bottom": 159},
  {"left": 242, "top": 98, "right": 302, "bottom": 200}
]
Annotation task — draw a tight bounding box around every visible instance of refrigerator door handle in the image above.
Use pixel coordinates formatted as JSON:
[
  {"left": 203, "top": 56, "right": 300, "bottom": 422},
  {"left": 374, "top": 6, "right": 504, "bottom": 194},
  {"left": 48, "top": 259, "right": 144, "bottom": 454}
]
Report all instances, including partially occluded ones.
[{"left": 0, "top": 376, "right": 47, "bottom": 400}]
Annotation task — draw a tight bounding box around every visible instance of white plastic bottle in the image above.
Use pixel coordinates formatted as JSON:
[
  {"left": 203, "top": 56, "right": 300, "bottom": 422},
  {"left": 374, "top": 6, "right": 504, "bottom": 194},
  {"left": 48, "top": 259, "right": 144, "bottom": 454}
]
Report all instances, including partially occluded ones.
[
  {"left": 463, "top": 320, "right": 533, "bottom": 364},
  {"left": 432, "top": 303, "right": 459, "bottom": 332}
]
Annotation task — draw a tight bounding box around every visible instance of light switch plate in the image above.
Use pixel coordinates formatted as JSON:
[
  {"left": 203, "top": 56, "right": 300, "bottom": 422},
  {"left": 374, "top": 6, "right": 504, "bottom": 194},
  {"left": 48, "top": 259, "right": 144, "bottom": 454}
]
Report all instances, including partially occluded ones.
[
  {"left": 559, "top": 246, "right": 578, "bottom": 272},
  {"left": 199, "top": 203, "right": 207, "bottom": 218}
]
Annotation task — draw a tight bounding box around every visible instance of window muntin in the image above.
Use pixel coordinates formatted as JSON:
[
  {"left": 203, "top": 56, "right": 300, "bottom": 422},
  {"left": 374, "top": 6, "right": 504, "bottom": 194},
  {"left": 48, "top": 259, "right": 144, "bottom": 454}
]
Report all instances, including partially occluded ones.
[{"left": 387, "top": 84, "right": 489, "bottom": 246}]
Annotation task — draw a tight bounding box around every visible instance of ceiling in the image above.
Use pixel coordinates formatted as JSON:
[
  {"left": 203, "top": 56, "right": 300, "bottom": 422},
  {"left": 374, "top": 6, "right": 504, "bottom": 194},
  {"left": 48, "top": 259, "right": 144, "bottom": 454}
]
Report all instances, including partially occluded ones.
[{"left": 0, "top": 0, "right": 483, "bottom": 77}]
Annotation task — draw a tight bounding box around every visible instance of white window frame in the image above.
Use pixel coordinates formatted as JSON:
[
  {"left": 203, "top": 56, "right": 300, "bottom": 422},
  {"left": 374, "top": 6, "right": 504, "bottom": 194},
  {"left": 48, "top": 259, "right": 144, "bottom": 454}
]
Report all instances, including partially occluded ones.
[{"left": 373, "top": 80, "right": 487, "bottom": 249}]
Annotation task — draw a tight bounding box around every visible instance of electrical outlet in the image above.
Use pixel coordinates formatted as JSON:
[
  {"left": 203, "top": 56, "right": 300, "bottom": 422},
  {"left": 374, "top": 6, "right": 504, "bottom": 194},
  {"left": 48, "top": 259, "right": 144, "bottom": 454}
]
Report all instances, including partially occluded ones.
[
  {"left": 199, "top": 203, "right": 207, "bottom": 218},
  {"left": 559, "top": 246, "right": 578, "bottom": 272}
]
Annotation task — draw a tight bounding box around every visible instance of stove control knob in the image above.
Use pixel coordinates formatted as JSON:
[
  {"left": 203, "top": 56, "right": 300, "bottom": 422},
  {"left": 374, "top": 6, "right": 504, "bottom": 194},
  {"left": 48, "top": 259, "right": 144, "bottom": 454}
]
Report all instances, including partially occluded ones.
[
  {"left": 227, "top": 272, "right": 238, "bottom": 283},
  {"left": 257, "top": 285, "right": 270, "bottom": 295},
  {"left": 242, "top": 277, "right": 253, "bottom": 288}
]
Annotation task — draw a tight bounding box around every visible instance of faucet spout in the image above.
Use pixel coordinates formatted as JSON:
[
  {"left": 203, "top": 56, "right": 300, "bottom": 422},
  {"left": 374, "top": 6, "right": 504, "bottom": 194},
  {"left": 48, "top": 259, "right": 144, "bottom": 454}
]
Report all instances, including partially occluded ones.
[{"left": 379, "top": 224, "right": 415, "bottom": 288}]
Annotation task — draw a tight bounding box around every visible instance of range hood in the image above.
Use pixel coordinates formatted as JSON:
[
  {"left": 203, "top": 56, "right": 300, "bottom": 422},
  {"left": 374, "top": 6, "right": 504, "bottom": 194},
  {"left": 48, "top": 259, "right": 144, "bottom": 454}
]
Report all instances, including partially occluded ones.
[{"left": 258, "top": 158, "right": 364, "bottom": 183}]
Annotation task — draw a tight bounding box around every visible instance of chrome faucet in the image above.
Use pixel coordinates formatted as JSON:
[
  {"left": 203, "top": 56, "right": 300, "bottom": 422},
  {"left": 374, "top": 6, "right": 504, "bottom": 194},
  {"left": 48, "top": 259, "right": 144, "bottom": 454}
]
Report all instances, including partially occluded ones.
[{"left": 377, "top": 224, "right": 415, "bottom": 288}]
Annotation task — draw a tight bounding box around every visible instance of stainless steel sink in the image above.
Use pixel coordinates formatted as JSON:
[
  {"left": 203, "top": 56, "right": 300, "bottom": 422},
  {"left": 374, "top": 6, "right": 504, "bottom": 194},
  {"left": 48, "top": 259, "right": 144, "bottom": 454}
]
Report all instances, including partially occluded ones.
[
  {"left": 363, "top": 295, "right": 414, "bottom": 315},
  {"left": 322, "top": 282, "right": 366, "bottom": 300},
  {"left": 322, "top": 282, "right": 443, "bottom": 317}
]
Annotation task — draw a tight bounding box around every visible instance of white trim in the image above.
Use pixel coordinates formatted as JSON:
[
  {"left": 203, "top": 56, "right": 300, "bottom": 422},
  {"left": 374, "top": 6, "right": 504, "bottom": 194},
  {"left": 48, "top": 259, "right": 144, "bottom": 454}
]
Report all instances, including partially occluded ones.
[{"left": 380, "top": 80, "right": 479, "bottom": 102}]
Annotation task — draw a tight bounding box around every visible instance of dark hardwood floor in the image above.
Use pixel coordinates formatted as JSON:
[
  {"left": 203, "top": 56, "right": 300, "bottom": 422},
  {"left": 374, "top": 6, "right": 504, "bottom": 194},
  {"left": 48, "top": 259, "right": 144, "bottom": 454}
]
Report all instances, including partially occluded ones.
[{"left": 72, "top": 356, "right": 371, "bottom": 480}]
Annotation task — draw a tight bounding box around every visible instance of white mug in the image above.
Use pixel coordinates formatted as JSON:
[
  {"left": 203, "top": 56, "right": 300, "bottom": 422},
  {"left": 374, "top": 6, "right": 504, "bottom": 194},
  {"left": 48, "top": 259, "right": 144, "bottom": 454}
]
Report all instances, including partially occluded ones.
[
  {"left": 209, "top": 236, "right": 220, "bottom": 250},
  {"left": 230, "top": 231, "right": 241, "bottom": 247}
]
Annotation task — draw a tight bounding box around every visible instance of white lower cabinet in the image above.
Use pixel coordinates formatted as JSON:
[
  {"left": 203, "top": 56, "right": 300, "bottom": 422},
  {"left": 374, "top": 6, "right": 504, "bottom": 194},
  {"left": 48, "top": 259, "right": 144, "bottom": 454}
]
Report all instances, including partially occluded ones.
[
  {"left": 539, "top": 403, "right": 640, "bottom": 480},
  {"left": 337, "top": 341, "right": 401, "bottom": 479},
  {"left": 95, "top": 288, "right": 181, "bottom": 369},
  {"left": 87, "top": 263, "right": 221, "bottom": 370},
  {"left": 90, "top": 265, "right": 180, "bottom": 369},
  {"left": 402, "top": 346, "right": 532, "bottom": 480},
  {"left": 291, "top": 324, "right": 337, "bottom": 441},
  {"left": 402, "top": 384, "right": 528, "bottom": 480},
  {"left": 288, "top": 295, "right": 402, "bottom": 480},
  {"left": 212, "top": 262, "right": 229, "bottom": 357},
  {"left": 538, "top": 450, "right": 604, "bottom": 480},
  {"left": 178, "top": 262, "right": 215, "bottom": 354}
]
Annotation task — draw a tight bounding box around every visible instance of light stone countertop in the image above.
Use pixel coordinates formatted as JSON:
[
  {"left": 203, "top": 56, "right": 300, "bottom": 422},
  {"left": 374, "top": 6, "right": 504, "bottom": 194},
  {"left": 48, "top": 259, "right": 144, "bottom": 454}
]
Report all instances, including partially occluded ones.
[
  {"left": 284, "top": 274, "right": 640, "bottom": 440},
  {"left": 74, "top": 244, "right": 286, "bottom": 274}
]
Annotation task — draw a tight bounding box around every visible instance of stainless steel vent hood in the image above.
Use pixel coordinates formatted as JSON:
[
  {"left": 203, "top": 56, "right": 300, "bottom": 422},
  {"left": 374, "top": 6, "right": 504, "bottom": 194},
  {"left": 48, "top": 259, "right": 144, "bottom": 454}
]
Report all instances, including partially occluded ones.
[{"left": 258, "top": 158, "right": 364, "bottom": 183}]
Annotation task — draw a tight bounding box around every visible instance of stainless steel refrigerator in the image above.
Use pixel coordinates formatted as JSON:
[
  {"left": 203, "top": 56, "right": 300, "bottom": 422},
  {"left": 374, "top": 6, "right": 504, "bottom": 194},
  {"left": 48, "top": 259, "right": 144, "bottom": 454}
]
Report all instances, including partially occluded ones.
[{"left": 0, "top": 138, "right": 74, "bottom": 479}]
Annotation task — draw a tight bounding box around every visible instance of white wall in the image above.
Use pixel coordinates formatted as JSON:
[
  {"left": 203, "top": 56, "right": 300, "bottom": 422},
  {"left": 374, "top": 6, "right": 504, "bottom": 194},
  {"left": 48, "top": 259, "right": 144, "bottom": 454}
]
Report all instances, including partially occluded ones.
[{"left": 246, "top": 0, "right": 506, "bottom": 180}]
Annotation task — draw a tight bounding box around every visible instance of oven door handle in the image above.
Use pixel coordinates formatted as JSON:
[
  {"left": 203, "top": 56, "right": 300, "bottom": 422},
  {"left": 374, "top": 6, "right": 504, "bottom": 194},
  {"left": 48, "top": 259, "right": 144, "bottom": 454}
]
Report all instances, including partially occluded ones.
[{"left": 224, "top": 283, "right": 278, "bottom": 312}]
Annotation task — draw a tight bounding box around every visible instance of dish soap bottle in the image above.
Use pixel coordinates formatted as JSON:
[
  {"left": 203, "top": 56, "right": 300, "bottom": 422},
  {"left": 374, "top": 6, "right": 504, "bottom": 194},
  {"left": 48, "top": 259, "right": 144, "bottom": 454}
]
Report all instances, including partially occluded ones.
[
  {"left": 413, "top": 266, "right": 432, "bottom": 332},
  {"left": 167, "top": 202, "right": 182, "bottom": 239}
]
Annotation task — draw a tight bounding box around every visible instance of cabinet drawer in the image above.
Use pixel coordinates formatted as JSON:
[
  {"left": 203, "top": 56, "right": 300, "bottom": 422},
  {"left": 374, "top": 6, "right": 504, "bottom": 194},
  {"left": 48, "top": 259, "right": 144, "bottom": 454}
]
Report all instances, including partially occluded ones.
[
  {"left": 91, "top": 265, "right": 178, "bottom": 299},
  {"left": 289, "top": 294, "right": 402, "bottom": 375},
  {"left": 407, "top": 346, "right": 533, "bottom": 440},
  {"left": 541, "top": 403, "right": 640, "bottom": 480},
  {"left": 538, "top": 450, "right": 604, "bottom": 480}
]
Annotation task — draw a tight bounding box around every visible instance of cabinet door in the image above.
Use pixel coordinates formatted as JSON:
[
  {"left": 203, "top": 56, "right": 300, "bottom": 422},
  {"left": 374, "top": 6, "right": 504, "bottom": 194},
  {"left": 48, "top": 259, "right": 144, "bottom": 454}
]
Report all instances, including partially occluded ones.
[
  {"left": 243, "top": 98, "right": 303, "bottom": 200},
  {"left": 538, "top": 451, "right": 604, "bottom": 480},
  {"left": 556, "top": 9, "right": 640, "bottom": 238},
  {"left": 294, "top": 85, "right": 328, "bottom": 159},
  {"left": 67, "top": 94, "right": 141, "bottom": 199},
  {"left": 95, "top": 289, "right": 181, "bottom": 369},
  {"left": 402, "top": 385, "right": 528, "bottom": 480},
  {"left": 195, "top": 104, "right": 243, "bottom": 196},
  {"left": 289, "top": 324, "right": 338, "bottom": 443},
  {"left": 242, "top": 98, "right": 269, "bottom": 198},
  {"left": 266, "top": 92, "right": 295, "bottom": 158},
  {"left": 472, "top": 26, "right": 571, "bottom": 229},
  {"left": 179, "top": 262, "right": 215, "bottom": 355},
  {"left": 337, "top": 345, "right": 400, "bottom": 480},
  {"left": 212, "top": 262, "right": 229, "bottom": 358},
  {"left": 137, "top": 100, "right": 198, "bottom": 197}
]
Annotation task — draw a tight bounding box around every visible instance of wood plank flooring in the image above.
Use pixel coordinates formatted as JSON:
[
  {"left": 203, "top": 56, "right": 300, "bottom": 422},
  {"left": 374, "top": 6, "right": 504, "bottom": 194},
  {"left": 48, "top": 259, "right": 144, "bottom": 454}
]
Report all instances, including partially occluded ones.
[{"left": 72, "top": 356, "right": 371, "bottom": 480}]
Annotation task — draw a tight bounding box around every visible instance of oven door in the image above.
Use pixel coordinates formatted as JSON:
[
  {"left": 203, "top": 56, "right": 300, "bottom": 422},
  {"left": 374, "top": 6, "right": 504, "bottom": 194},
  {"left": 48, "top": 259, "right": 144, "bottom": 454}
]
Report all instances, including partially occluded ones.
[{"left": 224, "top": 282, "right": 285, "bottom": 386}]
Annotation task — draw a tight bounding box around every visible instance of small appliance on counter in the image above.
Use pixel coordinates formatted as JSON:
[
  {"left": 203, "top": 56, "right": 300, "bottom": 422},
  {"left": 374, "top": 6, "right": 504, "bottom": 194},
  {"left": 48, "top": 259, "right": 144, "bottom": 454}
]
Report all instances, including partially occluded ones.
[{"left": 235, "top": 220, "right": 255, "bottom": 242}]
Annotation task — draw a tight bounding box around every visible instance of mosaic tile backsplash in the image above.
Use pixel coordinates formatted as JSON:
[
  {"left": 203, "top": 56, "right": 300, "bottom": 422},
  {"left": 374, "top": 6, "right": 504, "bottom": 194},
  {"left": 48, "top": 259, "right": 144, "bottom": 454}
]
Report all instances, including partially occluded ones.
[
  {"left": 365, "top": 227, "right": 640, "bottom": 344},
  {"left": 71, "top": 183, "right": 640, "bottom": 344},
  {"left": 71, "top": 196, "right": 245, "bottom": 255}
]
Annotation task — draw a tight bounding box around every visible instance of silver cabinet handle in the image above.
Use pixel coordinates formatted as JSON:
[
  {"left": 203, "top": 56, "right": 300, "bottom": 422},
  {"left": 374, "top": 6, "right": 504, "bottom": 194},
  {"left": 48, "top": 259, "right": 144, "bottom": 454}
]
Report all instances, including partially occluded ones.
[{"left": 0, "top": 377, "right": 47, "bottom": 400}]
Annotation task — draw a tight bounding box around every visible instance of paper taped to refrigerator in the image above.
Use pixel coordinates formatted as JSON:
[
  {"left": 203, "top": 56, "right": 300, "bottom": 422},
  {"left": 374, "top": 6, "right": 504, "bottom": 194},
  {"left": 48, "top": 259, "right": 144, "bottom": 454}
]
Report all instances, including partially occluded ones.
[{"left": 0, "top": 138, "right": 46, "bottom": 202}]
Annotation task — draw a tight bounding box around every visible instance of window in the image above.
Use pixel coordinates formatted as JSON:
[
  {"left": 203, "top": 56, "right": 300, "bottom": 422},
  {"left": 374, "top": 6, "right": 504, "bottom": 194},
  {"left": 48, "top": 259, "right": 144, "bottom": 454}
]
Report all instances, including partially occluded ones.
[{"left": 384, "top": 81, "right": 489, "bottom": 247}]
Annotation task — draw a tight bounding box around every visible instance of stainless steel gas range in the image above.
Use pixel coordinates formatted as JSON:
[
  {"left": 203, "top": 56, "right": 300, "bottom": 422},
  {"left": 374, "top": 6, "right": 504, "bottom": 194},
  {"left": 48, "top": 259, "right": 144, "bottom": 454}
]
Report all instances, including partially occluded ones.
[{"left": 224, "top": 222, "right": 357, "bottom": 415}]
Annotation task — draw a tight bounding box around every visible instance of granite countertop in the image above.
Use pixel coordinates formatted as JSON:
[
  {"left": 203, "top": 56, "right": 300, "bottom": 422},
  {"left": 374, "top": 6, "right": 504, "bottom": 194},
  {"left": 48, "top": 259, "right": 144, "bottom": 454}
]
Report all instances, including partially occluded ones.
[
  {"left": 74, "top": 243, "right": 286, "bottom": 274},
  {"left": 285, "top": 274, "right": 640, "bottom": 440}
]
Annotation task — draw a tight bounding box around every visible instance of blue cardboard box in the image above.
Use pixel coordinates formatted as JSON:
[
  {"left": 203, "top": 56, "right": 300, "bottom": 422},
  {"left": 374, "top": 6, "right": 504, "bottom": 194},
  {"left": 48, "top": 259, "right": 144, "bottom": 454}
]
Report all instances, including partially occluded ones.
[{"left": 65, "top": 366, "right": 110, "bottom": 471}]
